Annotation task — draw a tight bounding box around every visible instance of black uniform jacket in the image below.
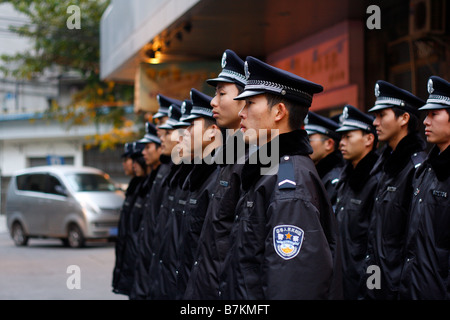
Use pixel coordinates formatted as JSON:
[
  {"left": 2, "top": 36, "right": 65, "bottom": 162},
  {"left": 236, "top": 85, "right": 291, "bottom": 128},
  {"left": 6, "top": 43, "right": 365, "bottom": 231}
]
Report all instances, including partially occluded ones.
[
  {"left": 184, "top": 130, "right": 248, "bottom": 300},
  {"left": 175, "top": 159, "right": 219, "bottom": 299},
  {"left": 112, "top": 174, "right": 150, "bottom": 296},
  {"left": 363, "top": 133, "right": 426, "bottom": 300},
  {"left": 112, "top": 176, "right": 143, "bottom": 295},
  {"left": 335, "top": 151, "right": 380, "bottom": 299},
  {"left": 220, "top": 130, "right": 343, "bottom": 300},
  {"left": 148, "top": 163, "right": 193, "bottom": 299},
  {"left": 399, "top": 145, "right": 450, "bottom": 300},
  {"left": 130, "top": 159, "right": 172, "bottom": 300},
  {"left": 317, "top": 150, "right": 344, "bottom": 210}
]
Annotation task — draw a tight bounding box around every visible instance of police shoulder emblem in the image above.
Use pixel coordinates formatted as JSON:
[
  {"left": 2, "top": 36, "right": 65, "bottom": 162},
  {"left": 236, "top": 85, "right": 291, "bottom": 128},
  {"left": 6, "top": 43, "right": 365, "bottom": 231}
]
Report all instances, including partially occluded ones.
[{"left": 273, "top": 225, "right": 304, "bottom": 260}]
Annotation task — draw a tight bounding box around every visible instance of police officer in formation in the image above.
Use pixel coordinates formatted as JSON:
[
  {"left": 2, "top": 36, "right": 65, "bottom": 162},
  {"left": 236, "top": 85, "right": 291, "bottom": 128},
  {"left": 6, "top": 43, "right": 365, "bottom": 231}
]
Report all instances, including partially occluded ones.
[
  {"left": 184, "top": 49, "right": 248, "bottom": 299},
  {"left": 363, "top": 81, "right": 427, "bottom": 300},
  {"left": 334, "top": 105, "right": 380, "bottom": 299},
  {"left": 305, "top": 111, "right": 344, "bottom": 209},
  {"left": 113, "top": 47, "right": 449, "bottom": 300},
  {"left": 399, "top": 76, "right": 450, "bottom": 300}
]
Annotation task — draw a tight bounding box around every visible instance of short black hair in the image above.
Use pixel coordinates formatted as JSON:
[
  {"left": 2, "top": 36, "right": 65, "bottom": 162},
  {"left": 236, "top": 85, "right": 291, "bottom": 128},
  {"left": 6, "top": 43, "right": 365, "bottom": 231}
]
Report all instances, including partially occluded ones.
[
  {"left": 266, "top": 93, "right": 308, "bottom": 131},
  {"left": 203, "top": 117, "right": 216, "bottom": 129},
  {"left": 392, "top": 107, "right": 420, "bottom": 134}
]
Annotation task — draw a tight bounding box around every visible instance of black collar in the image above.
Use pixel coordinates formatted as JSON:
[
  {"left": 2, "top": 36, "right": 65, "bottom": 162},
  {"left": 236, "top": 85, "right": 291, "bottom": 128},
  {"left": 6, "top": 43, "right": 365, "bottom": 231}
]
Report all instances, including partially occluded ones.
[
  {"left": 316, "top": 150, "right": 344, "bottom": 179},
  {"left": 381, "top": 133, "right": 426, "bottom": 176},
  {"left": 241, "top": 130, "right": 312, "bottom": 190},
  {"left": 428, "top": 145, "right": 450, "bottom": 182},
  {"left": 339, "top": 151, "right": 379, "bottom": 191}
]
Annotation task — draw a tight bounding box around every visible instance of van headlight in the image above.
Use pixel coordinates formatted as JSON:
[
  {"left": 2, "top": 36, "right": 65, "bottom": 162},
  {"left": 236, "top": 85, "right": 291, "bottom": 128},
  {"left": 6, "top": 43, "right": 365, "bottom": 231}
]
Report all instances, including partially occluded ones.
[{"left": 81, "top": 200, "right": 101, "bottom": 215}]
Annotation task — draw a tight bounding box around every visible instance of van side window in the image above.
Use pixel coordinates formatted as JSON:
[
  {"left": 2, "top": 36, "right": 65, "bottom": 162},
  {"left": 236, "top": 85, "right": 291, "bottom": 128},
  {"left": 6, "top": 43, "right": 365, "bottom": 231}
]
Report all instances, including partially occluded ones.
[
  {"left": 46, "top": 175, "right": 67, "bottom": 196},
  {"left": 17, "top": 174, "right": 47, "bottom": 193}
]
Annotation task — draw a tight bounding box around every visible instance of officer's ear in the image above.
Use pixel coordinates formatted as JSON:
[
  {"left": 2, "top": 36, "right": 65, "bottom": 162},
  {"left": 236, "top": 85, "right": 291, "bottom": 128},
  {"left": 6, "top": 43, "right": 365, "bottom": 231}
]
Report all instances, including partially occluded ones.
[
  {"left": 273, "top": 102, "right": 288, "bottom": 123},
  {"left": 204, "top": 123, "right": 220, "bottom": 141},
  {"left": 364, "top": 132, "right": 375, "bottom": 148}
]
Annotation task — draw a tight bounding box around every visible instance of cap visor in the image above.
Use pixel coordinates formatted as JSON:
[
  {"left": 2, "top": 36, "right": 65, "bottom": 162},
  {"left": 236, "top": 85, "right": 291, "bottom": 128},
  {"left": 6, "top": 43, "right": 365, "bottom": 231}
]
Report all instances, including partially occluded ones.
[
  {"left": 418, "top": 103, "right": 449, "bottom": 111},
  {"left": 306, "top": 129, "right": 319, "bottom": 135},
  {"left": 234, "top": 90, "right": 266, "bottom": 101},
  {"left": 184, "top": 114, "right": 202, "bottom": 122},
  {"left": 206, "top": 77, "right": 235, "bottom": 86},
  {"left": 137, "top": 137, "right": 160, "bottom": 144},
  {"left": 368, "top": 104, "right": 392, "bottom": 113},
  {"left": 153, "top": 112, "right": 167, "bottom": 119},
  {"left": 158, "top": 123, "right": 174, "bottom": 130},
  {"left": 172, "top": 121, "right": 191, "bottom": 128},
  {"left": 336, "top": 125, "right": 360, "bottom": 133}
]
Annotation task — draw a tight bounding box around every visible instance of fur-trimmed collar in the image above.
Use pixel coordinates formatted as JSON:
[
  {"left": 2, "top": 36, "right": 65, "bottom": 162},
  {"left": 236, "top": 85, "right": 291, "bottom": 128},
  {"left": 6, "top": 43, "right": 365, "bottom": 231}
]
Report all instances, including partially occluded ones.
[
  {"left": 340, "top": 151, "right": 379, "bottom": 191},
  {"left": 426, "top": 145, "right": 450, "bottom": 181},
  {"left": 241, "top": 130, "right": 312, "bottom": 190},
  {"left": 183, "top": 160, "right": 218, "bottom": 191},
  {"left": 316, "top": 150, "right": 344, "bottom": 179},
  {"left": 379, "top": 133, "right": 426, "bottom": 176}
]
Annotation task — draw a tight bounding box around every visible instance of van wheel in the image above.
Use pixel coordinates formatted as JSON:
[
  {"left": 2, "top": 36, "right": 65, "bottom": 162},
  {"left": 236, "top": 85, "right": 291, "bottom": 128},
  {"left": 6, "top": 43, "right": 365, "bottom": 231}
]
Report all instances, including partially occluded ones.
[
  {"left": 66, "top": 224, "right": 85, "bottom": 248},
  {"left": 11, "top": 222, "right": 28, "bottom": 246}
]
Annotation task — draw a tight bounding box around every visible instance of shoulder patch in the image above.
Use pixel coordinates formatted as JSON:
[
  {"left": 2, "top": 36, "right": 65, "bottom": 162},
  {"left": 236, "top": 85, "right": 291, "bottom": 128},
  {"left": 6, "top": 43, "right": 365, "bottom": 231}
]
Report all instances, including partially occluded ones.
[
  {"left": 278, "top": 156, "right": 296, "bottom": 189},
  {"left": 273, "top": 225, "right": 304, "bottom": 260},
  {"left": 411, "top": 152, "right": 425, "bottom": 168}
]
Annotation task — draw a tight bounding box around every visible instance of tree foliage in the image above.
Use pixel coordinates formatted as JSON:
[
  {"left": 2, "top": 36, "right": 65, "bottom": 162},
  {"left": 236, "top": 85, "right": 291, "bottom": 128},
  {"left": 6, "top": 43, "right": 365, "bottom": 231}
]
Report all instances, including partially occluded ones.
[{"left": 0, "top": 0, "right": 141, "bottom": 150}]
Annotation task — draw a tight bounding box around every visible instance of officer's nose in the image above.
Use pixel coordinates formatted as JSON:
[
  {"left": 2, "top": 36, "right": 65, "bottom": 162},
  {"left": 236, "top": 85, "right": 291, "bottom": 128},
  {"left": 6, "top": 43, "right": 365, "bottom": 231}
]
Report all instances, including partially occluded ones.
[{"left": 238, "top": 103, "right": 248, "bottom": 119}]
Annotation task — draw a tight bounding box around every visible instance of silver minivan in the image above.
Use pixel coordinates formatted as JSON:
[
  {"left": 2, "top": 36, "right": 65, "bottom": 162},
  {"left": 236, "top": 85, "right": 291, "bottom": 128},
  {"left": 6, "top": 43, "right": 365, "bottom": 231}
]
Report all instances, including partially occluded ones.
[{"left": 6, "top": 165, "right": 125, "bottom": 248}]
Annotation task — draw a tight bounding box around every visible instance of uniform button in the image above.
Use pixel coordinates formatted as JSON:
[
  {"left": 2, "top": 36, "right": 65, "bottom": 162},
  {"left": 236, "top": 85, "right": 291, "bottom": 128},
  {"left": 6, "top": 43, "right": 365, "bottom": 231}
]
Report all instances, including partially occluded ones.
[
  {"left": 284, "top": 156, "right": 289, "bottom": 160},
  {"left": 419, "top": 199, "right": 422, "bottom": 203},
  {"left": 218, "top": 291, "right": 222, "bottom": 297},
  {"left": 375, "top": 197, "right": 379, "bottom": 201},
  {"left": 194, "top": 261, "right": 198, "bottom": 266},
  {"left": 340, "top": 207, "right": 344, "bottom": 211},
  {"left": 159, "top": 260, "right": 163, "bottom": 264}
]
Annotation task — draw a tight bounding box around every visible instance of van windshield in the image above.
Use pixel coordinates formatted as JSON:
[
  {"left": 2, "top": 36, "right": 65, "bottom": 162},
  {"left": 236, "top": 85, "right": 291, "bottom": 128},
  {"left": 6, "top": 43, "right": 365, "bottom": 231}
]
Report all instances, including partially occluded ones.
[{"left": 65, "top": 173, "right": 116, "bottom": 192}]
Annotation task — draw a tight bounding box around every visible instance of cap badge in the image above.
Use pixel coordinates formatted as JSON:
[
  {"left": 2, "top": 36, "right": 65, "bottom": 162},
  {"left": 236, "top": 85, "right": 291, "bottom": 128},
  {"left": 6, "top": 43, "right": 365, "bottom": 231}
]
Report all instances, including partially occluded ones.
[
  {"left": 168, "top": 106, "right": 173, "bottom": 118},
  {"left": 342, "top": 106, "right": 349, "bottom": 120},
  {"left": 374, "top": 83, "right": 380, "bottom": 97},
  {"left": 221, "top": 52, "right": 227, "bottom": 68},
  {"left": 304, "top": 115, "right": 309, "bottom": 125},
  {"left": 181, "top": 102, "right": 186, "bottom": 114},
  {"left": 244, "top": 61, "right": 250, "bottom": 80},
  {"left": 427, "top": 78, "right": 434, "bottom": 94}
]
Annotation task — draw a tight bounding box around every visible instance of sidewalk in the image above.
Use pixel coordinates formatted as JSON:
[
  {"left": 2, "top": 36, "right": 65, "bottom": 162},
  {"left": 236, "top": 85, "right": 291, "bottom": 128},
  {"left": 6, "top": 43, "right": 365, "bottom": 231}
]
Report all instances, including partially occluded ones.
[{"left": 0, "top": 214, "right": 7, "bottom": 234}]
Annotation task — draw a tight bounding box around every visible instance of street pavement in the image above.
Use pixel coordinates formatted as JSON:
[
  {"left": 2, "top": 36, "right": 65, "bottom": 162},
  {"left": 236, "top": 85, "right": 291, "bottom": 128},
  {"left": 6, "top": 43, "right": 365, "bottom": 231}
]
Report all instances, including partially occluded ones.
[{"left": 0, "top": 215, "right": 127, "bottom": 300}]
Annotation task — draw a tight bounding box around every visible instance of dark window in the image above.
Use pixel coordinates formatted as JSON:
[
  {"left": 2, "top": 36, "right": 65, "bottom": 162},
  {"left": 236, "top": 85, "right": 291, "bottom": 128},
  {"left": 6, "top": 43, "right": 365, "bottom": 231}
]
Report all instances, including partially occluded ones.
[
  {"left": 46, "top": 175, "right": 66, "bottom": 196},
  {"left": 16, "top": 174, "right": 47, "bottom": 193}
]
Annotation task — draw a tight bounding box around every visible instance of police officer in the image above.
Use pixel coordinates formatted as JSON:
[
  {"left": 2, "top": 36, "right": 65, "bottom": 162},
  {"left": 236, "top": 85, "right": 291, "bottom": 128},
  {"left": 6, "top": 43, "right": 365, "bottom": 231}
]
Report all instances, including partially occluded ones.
[
  {"left": 112, "top": 142, "right": 141, "bottom": 295},
  {"left": 112, "top": 141, "right": 147, "bottom": 297},
  {"left": 152, "top": 94, "right": 182, "bottom": 129},
  {"left": 219, "top": 56, "right": 342, "bottom": 299},
  {"left": 132, "top": 96, "right": 183, "bottom": 299},
  {"left": 364, "top": 80, "right": 427, "bottom": 300},
  {"left": 399, "top": 76, "right": 450, "bottom": 300},
  {"left": 148, "top": 103, "right": 195, "bottom": 299},
  {"left": 305, "top": 111, "right": 344, "bottom": 209},
  {"left": 334, "top": 105, "right": 380, "bottom": 299},
  {"left": 129, "top": 122, "right": 162, "bottom": 299},
  {"left": 184, "top": 49, "right": 248, "bottom": 300},
  {"left": 171, "top": 88, "right": 221, "bottom": 299}
]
